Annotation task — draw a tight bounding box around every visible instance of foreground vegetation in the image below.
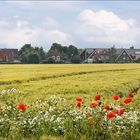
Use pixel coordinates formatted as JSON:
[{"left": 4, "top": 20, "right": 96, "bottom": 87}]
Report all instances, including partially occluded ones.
[{"left": 0, "top": 64, "right": 140, "bottom": 139}]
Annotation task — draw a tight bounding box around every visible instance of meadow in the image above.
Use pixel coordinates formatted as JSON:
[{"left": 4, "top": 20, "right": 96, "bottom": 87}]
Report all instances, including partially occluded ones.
[{"left": 0, "top": 64, "right": 140, "bottom": 140}]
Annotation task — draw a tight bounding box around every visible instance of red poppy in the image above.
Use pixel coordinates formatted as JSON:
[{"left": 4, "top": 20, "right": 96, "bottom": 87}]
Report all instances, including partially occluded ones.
[
  {"left": 128, "top": 93, "right": 134, "bottom": 97},
  {"left": 118, "top": 109, "right": 125, "bottom": 116},
  {"left": 18, "top": 103, "right": 27, "bottom": 111},
  {"left": 76, "top": 97, "right": 83, "bottom": 102},
  {"left": 90, "top": 102, "right": 98, "bottom": 108},
  {"left": 113, "top": 95, "right": 120, "bottom": 100},
  {"left": 124, "top": 98, "right": 132, "bottom": 104},
  {"left": 113, "top": 109, "right": 118, "bottom": 114},
  {"left": 94, "top": 95, "right": 100, "bottom": 101},
  {"left": 104, "top": 105, "right": 111, "bottom": 110},
  {"left": 107, "top": 112, "right": 116, "bottom": 119},
  {"left": 77, "top": 102, "right": 81, "bottom": 109}
]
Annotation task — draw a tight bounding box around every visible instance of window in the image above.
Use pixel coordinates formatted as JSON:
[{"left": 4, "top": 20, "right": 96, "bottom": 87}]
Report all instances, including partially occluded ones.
[
  {"left": 52, "top": 56, "right": 55, "bottom": 60},
  {"left": 57, "top": 56, "right": 60, "bottom": 61}
]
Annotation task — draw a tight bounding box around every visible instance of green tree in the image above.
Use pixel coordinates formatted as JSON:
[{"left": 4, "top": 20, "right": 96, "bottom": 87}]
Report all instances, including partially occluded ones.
[
  {"left": 19, "top": 44, "right": 34, "bottom": 63},
  {"left": 47, "top": 43, "right": 80, "bottom": 63},
  {"left": 67, "top": 45, "right": 78, "bottom": 59},
  {"left": 71, "top": 55, "right": 81, "bottom": 63},
  {"left": 27, "top": 53, "right": 40, "bottom": 64},
  {"left": 46, "top": 58, "right": 55, "bottom": 64},
  {"left": 108, "top": 45, "right": 117, "bottom": 63},
  {"left": 19, "top": 44, "right": 46, "bottom": 63}
]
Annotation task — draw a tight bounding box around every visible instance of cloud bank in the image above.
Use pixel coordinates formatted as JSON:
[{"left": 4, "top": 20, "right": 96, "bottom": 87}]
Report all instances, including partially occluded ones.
[
  {"left": 0, "top": 6, "right": 140, "bottom": 50},
  {"left": 76, "top": 9, "right": 140, "bottom": 47},
  {"left": 0, "top": 17, "right": 72, "bottom": 50}
]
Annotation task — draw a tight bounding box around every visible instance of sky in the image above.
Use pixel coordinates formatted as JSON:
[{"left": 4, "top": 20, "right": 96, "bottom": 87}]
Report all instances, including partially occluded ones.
[{"left": 0, "top": 1, "right": 140, "bottom": 50}]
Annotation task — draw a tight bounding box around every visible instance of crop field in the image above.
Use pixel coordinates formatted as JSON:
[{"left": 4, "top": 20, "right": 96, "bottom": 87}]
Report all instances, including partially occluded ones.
[
  {"left": 0, "top": 64, "right": 140, "bottom": 101},
  {"left": 0, "top": 64, "right": 140, "bottom": 140}
]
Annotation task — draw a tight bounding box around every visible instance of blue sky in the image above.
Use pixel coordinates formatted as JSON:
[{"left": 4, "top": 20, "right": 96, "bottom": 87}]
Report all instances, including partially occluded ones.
[{"left": 0, "top": 1, "right": 140, "bottom": 50}]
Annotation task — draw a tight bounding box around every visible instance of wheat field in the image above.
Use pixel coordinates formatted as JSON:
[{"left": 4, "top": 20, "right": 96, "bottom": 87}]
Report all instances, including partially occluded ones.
[{"left": 0, "top": 64, "right": 140, "bottom": 103}]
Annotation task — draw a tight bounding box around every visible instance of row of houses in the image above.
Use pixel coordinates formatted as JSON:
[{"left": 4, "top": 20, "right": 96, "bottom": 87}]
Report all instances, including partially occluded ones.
[
  {"left": 80, "top": 47, "right": 140, "bottom": 63},
  {"left": 0, "top": 48, "right": 62, "bottom": 63},
  {"left": 0, "top": 46, "right": 140, "bottom": 63}
]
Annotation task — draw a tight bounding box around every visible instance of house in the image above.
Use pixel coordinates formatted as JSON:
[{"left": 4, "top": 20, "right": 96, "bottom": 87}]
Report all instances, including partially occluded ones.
[
  {"left": 80, "top": 48, "right": 110, "bottom": 63},
  {"left": 80, "top": 47, "right": 140, "bottom": 63},
  {"left": 87, "top": 49, "right": 110, "bottom": 63},
  {"left": 46, "top": 50, "right": 61, "bottom": 62},
  {"left": 0, "top": 49, "right": 19, "bottom": 62}
]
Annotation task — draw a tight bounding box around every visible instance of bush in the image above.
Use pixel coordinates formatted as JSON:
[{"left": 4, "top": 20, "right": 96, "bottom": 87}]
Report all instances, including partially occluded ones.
[
  {"left": 71, "top": 55, "right": 81, "bottom": 64},
  {"left": 46, "top": 58, "right": 55, "bottom": 64}
]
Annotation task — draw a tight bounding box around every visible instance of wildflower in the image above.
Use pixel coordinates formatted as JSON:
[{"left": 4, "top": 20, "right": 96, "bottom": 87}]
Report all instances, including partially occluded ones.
[
  {"left": 90, "top": 102, "right": 98, "bottom": 108},
  {"left": 94, "top": 94, "right": 100, "bottom": 101},
  {"left": 104, "top": 105, "right": 111, "bottom": 110},
  {"left": 76, "top": 97, "right": 83, "bottom": 102},
  {"left": 113, "top": 95, "right": 120, "bottom": 100},
  {"left": 118, "top": 109, "right": 125, "bottom": 116},
  {"left": 77, "top": 102, "right": 81, "bottom": 109},
  {"left": 113, "top": 109, "right": 118, "bottom": 114},
  {"left": 107, "top": 112, "right": 116, "bottom": 119},
  {"left": 124, "top": 98, "right": 132, "bottom": 104},
  {"left": 18, "top": 103, "right": 27, "bottom": 111},
  {"left": 128, "top": 93, "right": 134, "bottom": 97}
]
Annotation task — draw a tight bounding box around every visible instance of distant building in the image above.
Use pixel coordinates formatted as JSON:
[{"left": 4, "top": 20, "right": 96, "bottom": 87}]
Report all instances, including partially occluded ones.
[
  {"left": 0, "top": 49, "right": 19, "bottom": 62},
  {"left": 80, "top": 46, "right": 140, "bottom": 63},
  {"left": 46, "top": 50, "right": 61, "bottom": 62}
]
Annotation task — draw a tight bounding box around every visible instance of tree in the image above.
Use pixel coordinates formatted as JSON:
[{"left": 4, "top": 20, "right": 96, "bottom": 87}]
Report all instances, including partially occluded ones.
[
  {"left": 108, "top": 45, "right": 117, "bottom": 63},
  {"left": 46, "top": 58, "right": 55, "bottom": 64},
  {"left": 71, "top": 55, "right": 81, "bottom": 63},
  {"left": 47, "top": 43, "right": 80, "bottom": 63},
  {"left": 67, "top": 45, "right": 78, "bottom": 59},
  {"left": 19, "top": 44, "right": 46, "bottom": 63},
  {"left": 19, "top": 44, "right": 34, "bottom": 63},
  {"left": 27, "top": 53, "right": 40, "bottom": 64}
]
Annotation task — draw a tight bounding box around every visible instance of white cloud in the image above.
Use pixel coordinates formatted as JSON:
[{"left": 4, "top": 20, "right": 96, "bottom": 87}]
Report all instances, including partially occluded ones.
[
  {"left": 0, "top": 17, "right": 72, "bottom": 50},
  {"left": 41, "top": 17, "right": 59, "bottom": 30},
  {"left": 76, "top": 9, "right": 140, "bottom": 47}
]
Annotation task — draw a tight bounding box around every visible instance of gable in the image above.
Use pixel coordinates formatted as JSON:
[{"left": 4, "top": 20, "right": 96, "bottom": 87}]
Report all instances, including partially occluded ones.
[{"left": 115, "top": 50, "right": 133, "bottom": 62}]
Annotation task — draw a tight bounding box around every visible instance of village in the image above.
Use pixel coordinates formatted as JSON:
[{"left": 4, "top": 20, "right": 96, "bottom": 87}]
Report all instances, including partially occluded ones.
[{"left": 0, "top": 44, "right": 140, "bottom": 64}]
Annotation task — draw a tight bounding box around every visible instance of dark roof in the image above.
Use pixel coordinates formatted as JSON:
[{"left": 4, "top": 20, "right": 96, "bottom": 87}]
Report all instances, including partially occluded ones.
[
  {"left": 85, "top": 48, "right": 109, "bottom": 54},
  {"left": 0, "top": 48, "right": 18, "bottom": 52},
  {"left": 84, "top": 48, "right": 140, "bottom": 57},
  {"left": 46, "top": 50, "right": 61, "bottom": 58}
]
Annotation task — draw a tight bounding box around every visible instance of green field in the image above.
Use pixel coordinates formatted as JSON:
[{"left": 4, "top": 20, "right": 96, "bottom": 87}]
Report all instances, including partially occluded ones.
[{"left": 0, "top": 64, "right": 140, "bottom": 103}]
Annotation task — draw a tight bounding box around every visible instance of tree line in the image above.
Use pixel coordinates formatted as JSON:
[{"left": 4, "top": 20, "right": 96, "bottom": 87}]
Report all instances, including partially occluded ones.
[{"left": 19, "top": 43, "right": 82, "bottom": 64}]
